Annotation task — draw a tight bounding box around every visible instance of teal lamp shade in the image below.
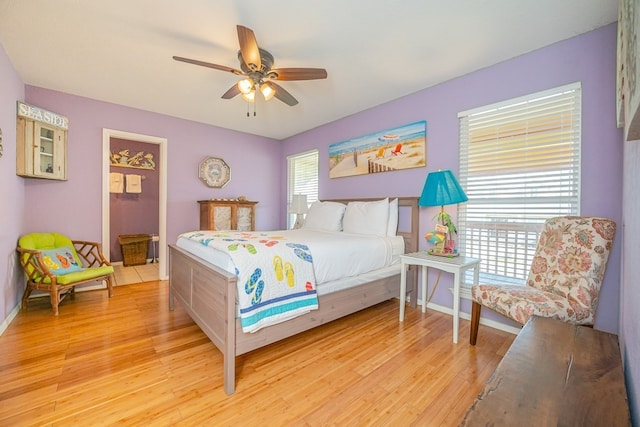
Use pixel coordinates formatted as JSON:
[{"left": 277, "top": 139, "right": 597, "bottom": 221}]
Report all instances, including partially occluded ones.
[{"left": 419, "top": 169, "right": 468, "bottom": 207}]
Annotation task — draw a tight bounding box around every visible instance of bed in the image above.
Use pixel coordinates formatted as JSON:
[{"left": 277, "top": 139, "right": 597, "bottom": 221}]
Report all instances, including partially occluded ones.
[{"left": 168, "top": 196, "right": 419, "bottom": 394}]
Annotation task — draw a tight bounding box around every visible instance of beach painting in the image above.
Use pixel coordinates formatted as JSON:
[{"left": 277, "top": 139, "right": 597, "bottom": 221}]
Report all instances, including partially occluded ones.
[{"left": 329, "top": 120, "right": 426, "bottom": 178}]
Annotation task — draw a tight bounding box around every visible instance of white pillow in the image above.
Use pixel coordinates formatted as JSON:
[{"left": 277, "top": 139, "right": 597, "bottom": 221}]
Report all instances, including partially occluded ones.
[
  {"left": 387, "top": 198, "right": 399, "bottom": 236},
  {"left": 302, "top": 201, "right": 346, "bottom": 232},
  {"left": 343, "top": 198, "right": 389, "bottom": 236}
]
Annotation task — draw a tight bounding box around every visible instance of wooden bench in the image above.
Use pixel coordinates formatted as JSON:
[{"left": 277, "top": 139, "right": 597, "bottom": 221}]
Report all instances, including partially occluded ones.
[{"left": 461, "top": 316, "right": 631, "bottom": 426}]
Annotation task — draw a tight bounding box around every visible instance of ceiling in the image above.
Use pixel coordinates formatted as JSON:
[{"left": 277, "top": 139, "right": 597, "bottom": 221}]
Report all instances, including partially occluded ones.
[{"left": 0, "top": 0, "right": 618, "bottom": 140}]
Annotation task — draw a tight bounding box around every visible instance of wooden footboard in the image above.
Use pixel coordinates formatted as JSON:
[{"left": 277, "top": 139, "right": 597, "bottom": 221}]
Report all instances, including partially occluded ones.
[
  {"left": 169, "top": 196, "right": 420, "bottom": 395},
  {"left": 170, "top": 244, "right": 403, "bottom": 394},
  {"left": 233, "top": 272, "right": 401, "bottom": 356},
  {"left": 169, "top": 244, "right": 238, "bottom": 394}
]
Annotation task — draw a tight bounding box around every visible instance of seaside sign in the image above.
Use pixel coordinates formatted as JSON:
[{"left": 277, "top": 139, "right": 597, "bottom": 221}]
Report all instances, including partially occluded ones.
[{"left": 17, "top": 101, "right": 69, "bottom": 130}]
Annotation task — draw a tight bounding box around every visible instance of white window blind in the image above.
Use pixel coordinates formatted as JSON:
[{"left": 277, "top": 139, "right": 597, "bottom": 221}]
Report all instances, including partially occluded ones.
[
  {"left": 287, "top": 149, "right": 319, "bottom": 228},
  {"left": 458, "top": 83, "right": 581, "bottom": 285}
]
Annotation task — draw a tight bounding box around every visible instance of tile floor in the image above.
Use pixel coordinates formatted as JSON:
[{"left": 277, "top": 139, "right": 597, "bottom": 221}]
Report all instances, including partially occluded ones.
[{"left": 112, "top": 262, "right": 160, "bottom": 286}]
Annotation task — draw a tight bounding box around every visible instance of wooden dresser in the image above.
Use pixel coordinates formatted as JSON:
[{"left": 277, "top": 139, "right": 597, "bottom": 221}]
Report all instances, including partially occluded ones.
[
  {"left": 198, "top": 199, "right": 257, "bottom": 231},
  {"left": 461, "top": 316, "right": 631, "bottom": 426}
]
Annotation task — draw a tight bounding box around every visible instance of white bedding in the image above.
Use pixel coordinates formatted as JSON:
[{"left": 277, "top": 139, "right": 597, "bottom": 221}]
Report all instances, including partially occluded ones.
[{"left": 175, "top": 228, "right": 404, "bottom": 289}]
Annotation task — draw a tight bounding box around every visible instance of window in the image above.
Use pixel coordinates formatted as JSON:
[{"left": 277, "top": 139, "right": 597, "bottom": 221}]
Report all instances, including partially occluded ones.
[
  {"left": 458, "top": 83, "right": 581, "bottom": 286},
  {"left": 287, "top": 149, "right": 319, "bottom": 228}
]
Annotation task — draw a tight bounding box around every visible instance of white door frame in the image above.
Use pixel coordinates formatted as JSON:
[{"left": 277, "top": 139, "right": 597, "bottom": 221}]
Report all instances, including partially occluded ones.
[{"left": 102, "top": 129, "right": 168, "bottom": 280}]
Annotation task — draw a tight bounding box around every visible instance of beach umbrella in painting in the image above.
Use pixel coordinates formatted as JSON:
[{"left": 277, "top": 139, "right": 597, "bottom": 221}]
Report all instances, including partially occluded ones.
[{"left": 376, "top": 134, "right": 398, "bottom": 158}]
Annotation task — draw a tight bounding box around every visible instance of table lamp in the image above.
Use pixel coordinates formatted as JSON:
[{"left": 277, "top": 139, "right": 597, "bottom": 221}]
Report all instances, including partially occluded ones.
[
  {"left": 290, "top": 194, "right": 308, "bottom": 229},
  {"left": 419, "top": 169, "right": 468, "bottom": 255}
]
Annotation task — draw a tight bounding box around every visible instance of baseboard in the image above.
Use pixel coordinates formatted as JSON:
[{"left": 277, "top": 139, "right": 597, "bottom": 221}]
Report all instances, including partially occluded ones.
[
  {"left": 112, "top": 259, "right": 157, "bottom": 266},
  {"left": 0, "top": 303, "right": 21, "bottom": 336},
  {"left": 75, "top": 282, "right": 109, "bottom": 291},
  {"left": 396, "top": 294, "right": 521, "bottom": 336},
  {"left": 419, "top": 298, "right": 521, "bottom": 336},
  {"left": 1, "top": 280, "right": 113, "bottom": 336}
]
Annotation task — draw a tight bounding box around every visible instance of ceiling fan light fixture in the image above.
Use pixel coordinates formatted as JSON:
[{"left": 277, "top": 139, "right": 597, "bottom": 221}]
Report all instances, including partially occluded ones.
[
  {"left": 173, "top": 25, "right": 327, "bottom": 108},
  {"left": 241, "top": 90, "right": 256, "bottom": 102},
  {"left": 260, "top": 82, "right": 276, "bottom": 101},
  {"left": 237, "top": 78, "right": 254, "bottom": 94}
]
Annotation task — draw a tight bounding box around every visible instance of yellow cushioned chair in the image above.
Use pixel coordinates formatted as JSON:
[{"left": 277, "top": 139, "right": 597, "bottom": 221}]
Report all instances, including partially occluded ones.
[{"left": 17, "top": 232, "right": 114, "bottom": 315}]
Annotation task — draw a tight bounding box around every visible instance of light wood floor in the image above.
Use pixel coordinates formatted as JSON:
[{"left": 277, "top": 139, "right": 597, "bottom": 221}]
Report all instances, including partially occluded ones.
[{"left": 0, "top": 281, "right": 514, "bottom": 426}]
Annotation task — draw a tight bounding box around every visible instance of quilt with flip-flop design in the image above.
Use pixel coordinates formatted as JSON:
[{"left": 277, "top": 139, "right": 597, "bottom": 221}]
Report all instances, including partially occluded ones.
[{"left": 181, "top": 230, "right": 318, "bottom": 333}]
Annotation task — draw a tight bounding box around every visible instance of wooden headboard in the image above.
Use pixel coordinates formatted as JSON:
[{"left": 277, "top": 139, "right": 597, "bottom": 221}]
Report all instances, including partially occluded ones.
[
  {"left": 324, "top": 196, "right": 420, "bottom": 302},
  {"left": 323, "top": 196, "right": 420, "bottom": 254}
]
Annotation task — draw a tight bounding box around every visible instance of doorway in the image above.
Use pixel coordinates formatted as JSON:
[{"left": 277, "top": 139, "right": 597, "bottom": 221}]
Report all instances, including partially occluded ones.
[{"left": 102, "top": 129, "right": 168, "bottom": 281}]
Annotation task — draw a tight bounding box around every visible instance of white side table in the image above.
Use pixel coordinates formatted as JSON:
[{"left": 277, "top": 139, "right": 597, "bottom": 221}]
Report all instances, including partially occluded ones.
[{"left": 399, "top": 252, "right": 481, "bottom": 343}]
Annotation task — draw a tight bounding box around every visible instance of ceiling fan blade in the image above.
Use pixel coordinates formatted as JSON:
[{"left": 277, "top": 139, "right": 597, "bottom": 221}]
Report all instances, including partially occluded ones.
[
  {"left": 173, "top": 56, "right": 242, "bottom": 75},
  {"left": 269, "top": 68, "right": 328, "bottom": 81},
  {"left": 270, "top": 81, "right": 299, "bottom": 106},
  {"left": 221, "top": 84, "right": 241, "bottom": 99},
  {"left": 236, "top": 25, "right": 261, "bottom": 71}
]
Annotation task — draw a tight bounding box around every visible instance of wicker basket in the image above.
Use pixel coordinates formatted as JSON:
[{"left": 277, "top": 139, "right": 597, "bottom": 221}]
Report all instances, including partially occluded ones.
[{"left": 118, "top": 234, "right": 151, "bottom": 267}]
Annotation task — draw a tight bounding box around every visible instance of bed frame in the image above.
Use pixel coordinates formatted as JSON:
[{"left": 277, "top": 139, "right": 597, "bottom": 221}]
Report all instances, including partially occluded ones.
[{"left": 168, "top": 196, "right": 419, "bottom": 394}]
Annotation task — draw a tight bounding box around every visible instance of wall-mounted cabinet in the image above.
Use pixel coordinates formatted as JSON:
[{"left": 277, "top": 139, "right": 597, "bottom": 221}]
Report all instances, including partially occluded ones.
[
  {"left": 198, "top": 200, "right": 257, "bottom": 231},
  {"left": 16, "top": 102, "right": 68, "bottom": 180}
]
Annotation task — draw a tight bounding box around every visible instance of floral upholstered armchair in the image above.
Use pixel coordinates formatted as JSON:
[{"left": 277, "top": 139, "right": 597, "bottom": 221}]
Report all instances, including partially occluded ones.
[{"left": 469, "top": 216, "right": 616, "bottom": 345}]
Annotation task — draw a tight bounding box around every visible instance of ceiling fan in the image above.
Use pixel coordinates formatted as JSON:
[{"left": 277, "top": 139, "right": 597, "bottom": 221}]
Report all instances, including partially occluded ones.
[{"left": 173, "top": 25, "right": 328, "bottom": 107}]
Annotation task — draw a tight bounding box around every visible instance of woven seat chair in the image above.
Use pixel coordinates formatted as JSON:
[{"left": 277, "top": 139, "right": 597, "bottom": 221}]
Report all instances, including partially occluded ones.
[
  {"left": 470, "top": 216, "right": 616, "bottom": 345},
  {"left": 17, "top": 232, "right": 115, "bottom": 315}
]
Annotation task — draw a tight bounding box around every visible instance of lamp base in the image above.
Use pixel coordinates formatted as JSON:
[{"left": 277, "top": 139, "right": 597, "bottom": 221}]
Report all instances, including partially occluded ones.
[
  {"left": 292, "top": 214, "right": 305, "bottom": 229},
  {"left": 427, "top": 249, "right": 460, "bottom": 257}
]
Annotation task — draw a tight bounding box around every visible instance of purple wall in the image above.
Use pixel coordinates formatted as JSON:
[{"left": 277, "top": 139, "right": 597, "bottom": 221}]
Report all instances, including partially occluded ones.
[
  {"left": 0, "top": 43, "right": 25, "bottom": 322},
  {"left": 109, "top": 138, "right": 160, "bottom": 262},
  {"left": 21, "top": 86, "right": 282, "bottom": 255},
  {"left": 282, "top": 24, "right": 623, "bottom": 334},
  {"left": 623, "top": 138, "right": 640, "bottom": 424}
]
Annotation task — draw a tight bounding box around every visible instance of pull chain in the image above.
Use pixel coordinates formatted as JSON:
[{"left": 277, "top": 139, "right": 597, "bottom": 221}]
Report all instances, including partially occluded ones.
[{"left": 246, "top": 102, "right": 257, "bottom": 117}]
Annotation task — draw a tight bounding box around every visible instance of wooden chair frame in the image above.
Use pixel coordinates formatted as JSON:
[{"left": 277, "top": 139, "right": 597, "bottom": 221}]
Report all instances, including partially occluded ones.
[{"left": 17, "top": 240, "right": 114, "bottom": 315}]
